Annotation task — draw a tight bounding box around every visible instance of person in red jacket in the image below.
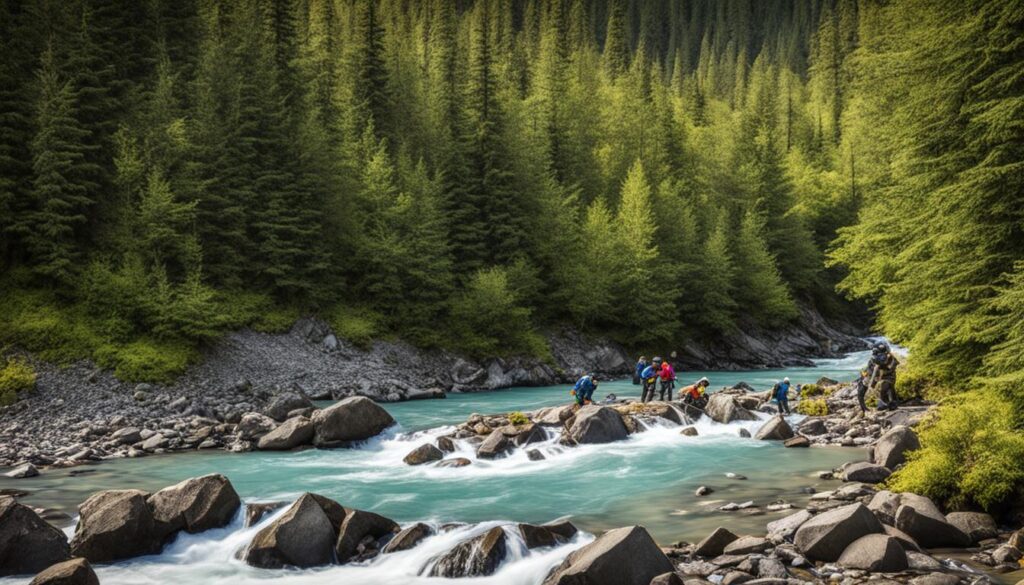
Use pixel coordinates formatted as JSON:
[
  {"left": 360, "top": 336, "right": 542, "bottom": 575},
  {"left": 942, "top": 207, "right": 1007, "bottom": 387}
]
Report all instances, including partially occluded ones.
[{"left": 658, "top": 360, "right": 676, "bottom": 401}]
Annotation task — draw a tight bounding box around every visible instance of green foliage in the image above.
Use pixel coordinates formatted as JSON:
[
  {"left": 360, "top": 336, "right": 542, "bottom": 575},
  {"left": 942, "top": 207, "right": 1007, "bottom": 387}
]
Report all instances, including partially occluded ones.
[
  {"left": 799, "top": 383, "right": 822, "bottom": 397},
  {"left": 508, "top": 411, "right": 529, "bottom": 426},
  {"left": 795, "top": 398, "right": 828, "bottom": 416},
  {"left": 449, "top": 267, "right": 547, "bottom": 359},
  {"left": 94, "top": 339, "right": 195, "bottom": 384},
  {"left": 0, "top": 357, "right": 36, "bottom": 406},
  {"left": 328, "top": 305, "right": 382, "bottom": 350},
  {"left": 889, "top": 389, "right": 1024, "bottom": 511}
]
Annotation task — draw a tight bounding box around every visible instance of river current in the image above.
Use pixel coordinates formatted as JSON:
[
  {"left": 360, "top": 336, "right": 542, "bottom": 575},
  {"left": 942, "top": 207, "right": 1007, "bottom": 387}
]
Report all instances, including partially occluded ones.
[{"left": 0, "top": 351, "right": 875, "bottom": 584}]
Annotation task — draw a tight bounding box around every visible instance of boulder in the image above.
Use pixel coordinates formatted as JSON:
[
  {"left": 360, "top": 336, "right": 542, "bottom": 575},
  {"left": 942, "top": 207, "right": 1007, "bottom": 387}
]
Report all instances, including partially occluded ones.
[
  {"left": 436, "top": 458, "right": 472, "bottom": 468},
  {"left": 754, "top": 416, "right": 794, "bottom": 441},
  {"left": 991, "top": 544, "right": 1022, "bottom": 564},
  {"left": 723, "top": 536, "right": 769, "bottom": 555},
  {"left": 437, "top": 436, "right": 456, "bottom": 452},
  {"left": 883, "top": 524, "right": 922, "bottom": 552},
  {"left": 311, "top": 396, "right": 395, "bottom": 447},
  {"left": 243, "top": 494, "right": 336, "bottom": 568},
  {"left": 403, "top": 443, "right": 444, "bottom": 466},
  {"left": 894, "top": 494, "right": 971, "bottom": 548},
  {"left": 705, "top": 394, "right": 759, "bottom": 424},
  {"left": 0, "top": 497, "right": 71, "bottom": 576},
  {"left": 543, "top": 526, "right": 673, "bottom": 585},
  {"left": 147, "top": 474, "right": 241, "bottom": 536},
  {"left": 793, "top": 503, "right": 884, "bottom": 561},
  {"left": 245, "top": 502, "right": 287, "bottom": 527},
  {"left": 256, "top": 416, "right": 314, "bottom": 450},
  {"left": 867, "top": 490, "right": 902, "bottom": 526},
  {"left": 784, "top": 436, "right": 810, "bottom": 448},
  {"left": 680, "top": 427, "right": 698, "bottom": 437},
  {"left": 237, "top": 413, "right": 277, "bottom": 441},
  {"left": 798, "top": 418, "right": 827, "bottom": 436},
  {"left": 429, "top": 526, "right": 507, "bottom": 577},
  {"left": 306, "top": 494, "right": 347, "bottom": 533},
  {"left": 519, "top": 523, "right": 564, "bottom": 549},
  {"left": 567, "top": 406, "right": 629, "bottom": 444},
  {"left": 69, "top": 490, "right": 162, "bottom": 562},
  {"left": 514, "top": 424, "right": 548, "bottom": 446},
  {"left": 693, "top": 527, "right": 739, "bottom": 557},
  {"left": 264, "top": 391, "right": 314, "bottom": 422},
  {"left": 477, "top": 430, "right": 510, "bottom": 459},
  {"left": 543, "top": 519, "right": 579, "bottom": 540},
  {"left": 871, "top": 426, "right": 920, "bottom": 470},
  {"left": 110, "top": 427, "right": 141, "bottom": 445},
  {"left": 27, "top": 558, "right": 98, "bottom": 585},
  {"left": 335, "top": 508, "right": 400, "bottom": 563},
  {"left": 758, "top": 558, "right": 788, "bottom": 579},
  {"left": 527, "top": 449, "right": 545, "bottom": 461},
  {"left": 837, "top": 534, "right": 908, "bottom": 572},
  {"left": 382, "top": 522, "right": 433, "bottom": 554},
  {"left": 5, "top": 463, "right": 39, "bottom": 479},
  {"left": 945, "top": 512, "right": 998, "bottom": 543},
  {"left": 906, "top": 551, "right": 943, "bottom": 571},
  {"left": 842, "top": 462, "right": 891, "bottom": 484},
  {"left": 767, "top": 510, "right": 812, "bottom": 541}
]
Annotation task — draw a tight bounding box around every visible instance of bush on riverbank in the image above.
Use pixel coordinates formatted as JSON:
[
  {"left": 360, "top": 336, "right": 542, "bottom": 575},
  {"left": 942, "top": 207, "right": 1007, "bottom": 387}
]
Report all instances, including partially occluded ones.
[
  {"left": 795, "top": 398, "right": 828, "bottom": 416},
  {"left": 0, "top": 357, "right": 36, "bottom": 406},
  {"left": 888, "top": 388, "right": 1024, "bottom": 511}
]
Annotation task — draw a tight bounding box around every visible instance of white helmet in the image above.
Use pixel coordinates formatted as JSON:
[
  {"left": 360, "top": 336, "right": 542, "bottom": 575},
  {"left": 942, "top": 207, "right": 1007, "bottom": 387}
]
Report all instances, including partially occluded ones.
[
  {"left": 699, "top": 377, "right": 709, "bottom": 385},
  {"left": 783, "top": 377, "right": 790, "bottom": 383}
]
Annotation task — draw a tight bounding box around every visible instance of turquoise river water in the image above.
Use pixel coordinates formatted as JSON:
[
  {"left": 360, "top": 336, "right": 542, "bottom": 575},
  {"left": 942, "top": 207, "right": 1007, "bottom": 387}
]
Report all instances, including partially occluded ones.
[{"left": 0, "top": 352, "right": 876, "bottom": 585}]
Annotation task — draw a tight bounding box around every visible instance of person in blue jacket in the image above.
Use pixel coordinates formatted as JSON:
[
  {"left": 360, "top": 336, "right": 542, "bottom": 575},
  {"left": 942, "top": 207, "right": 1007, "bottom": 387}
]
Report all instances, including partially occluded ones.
[
  {"left": 772, "top": 377, "right": 792, "bottom": 414},
  {"left": 573, "top": 373, "right": 599, "bottom": 406},
  {"left": 633, "top": 356, "right": 648, "bottom": 385},
  {"left": 640, "top": 357, "right": 662, "bottom": 403}
]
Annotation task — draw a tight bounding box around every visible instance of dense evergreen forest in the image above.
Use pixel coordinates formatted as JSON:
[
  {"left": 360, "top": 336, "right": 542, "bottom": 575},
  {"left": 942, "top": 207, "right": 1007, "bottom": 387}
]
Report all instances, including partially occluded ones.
[{"left": 1, "top": 0, "right": 1023, "bottom": 508}]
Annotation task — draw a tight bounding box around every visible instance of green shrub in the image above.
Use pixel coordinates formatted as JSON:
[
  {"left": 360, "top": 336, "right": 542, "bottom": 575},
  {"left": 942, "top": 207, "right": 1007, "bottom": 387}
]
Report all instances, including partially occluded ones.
[
  {"left": 888, "top": 388, "right": 1024, "bottom": 510},
  {"left": 449, "top": 267, "right": 549, "bottom": 359},
  {"left": 0, "top": 358, "right": 36, "bottom": 406},
  {"left": 795, "top": 398, "right": 828, "bottom": 416},
  {"left": 328, "top": 305, "right": 382, "bottom": 349},
  {"left": 94, "top": 339, "right": 195, "bottom": 383},
  {"left": 508, "top": 411, "right": 529, "bottom": 426},
  {"left": 800, "top": 383, "right": 822, "bottom": 397}
]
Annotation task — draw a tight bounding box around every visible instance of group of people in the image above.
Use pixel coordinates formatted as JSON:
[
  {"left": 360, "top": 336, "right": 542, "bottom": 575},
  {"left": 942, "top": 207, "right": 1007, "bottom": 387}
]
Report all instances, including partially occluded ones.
[{"left": 570, "top": 341, "right": 901, "bottom": 414}]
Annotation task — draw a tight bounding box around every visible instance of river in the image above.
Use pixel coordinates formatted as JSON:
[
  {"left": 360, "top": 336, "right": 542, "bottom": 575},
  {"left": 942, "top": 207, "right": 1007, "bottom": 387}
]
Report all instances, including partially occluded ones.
[{"left": 0, "top": 352, "right": 874, "bottom": 584}]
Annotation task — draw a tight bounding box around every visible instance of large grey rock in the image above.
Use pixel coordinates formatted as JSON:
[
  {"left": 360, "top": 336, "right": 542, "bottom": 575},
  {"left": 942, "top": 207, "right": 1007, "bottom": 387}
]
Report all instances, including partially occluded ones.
[
  {"left": 793, "top": 503, "right": 884, "bottom": 561},
  {"left": 798, "top": 418, "right": 827, "bottom": 436},
  {"left": 243, "top": 494, "right": 336, "bottom": 568},
  {"left": 754, "top": 416, "right": 794, "bottom": 441},
  {"left": 5, "top": 463, "right": 39, "bottom": 478},
  {"left": 842, "top": 462, "right": 892, "bottom": 484},
  {"left": 311, "top": 396, "right": 394, "bottom": 447},
  {"left": 543, "top": 526, "right": 674, "bottom": 585},
  {"left": 567, "top": 406, "right": 629, "bottom": 444},
  {"left": 883, "top": 524, "right": 922, "bottom": 552},
  {"left": 264, "top": 391, "right": 315, "bottom": 422},
  {"left": 237, "top": 413, "right": 277, "bottom": 441},
  {"left": 0, "top": 497, "right": 71, "bottom": 576},
  {"left": 147, "top": 474, "right": 241, "bottom": 537},
  {"left": 705, "top": 394, "right": 759, "bottom": 424},
  {"left": 335, "top": 508, "right": 400, "bottom": 563},
  {"left": 867, "top": 490, "right": 901, "bottom": 526},
  {"left": 429, "top": 526, "right": 507, "bottom": 577},
  {"left": 27, "top": 558, "right": 99, "bottom": 585},
  {"left": 477, "top": 430, "right": 511, "bottom": 459},
  {"left": 382, "top": 522, "right": 432, "bottom": 554},
  {"left": 69, "top": 490, "right": 163, "bottom": 562},
  {"left": 543, "top": 519, "right": 579, "bottom": 540},
  {"left": 945, "top": 512, "right": 997, "bottom": 543},
  {"left": 837, "top": 534, "right": 908, "bottom": 571},
  {"left": 723, "top": 536, "right": 769, "bottom": 555},
  {"left": 894, "top": 494, "right": 971, "bottom": 548},
  {"left": 872, "top": 426, "right": 920, "bottom": 470},
  {"left": 257, "top": 416, "right": 314, "bottom": 450},
  {"left": 906, "top": 551, "right": 944, "bottom": 571},
  {"left": 403, "top": 443, "right": 444, "bottom": 465},
  {"left": 767, "top": 510, "right": 813, "bottom": 540},
  {"left": 519, "top": 523, "right": 565, "bottom": 549},
  {"left": 693, "top": 527, "right": 739, "bottom": 557}
]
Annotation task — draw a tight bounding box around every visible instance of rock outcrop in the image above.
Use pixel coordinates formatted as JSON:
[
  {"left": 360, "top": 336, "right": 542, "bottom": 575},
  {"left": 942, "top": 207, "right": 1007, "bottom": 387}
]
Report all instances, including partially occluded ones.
[
  {"left": 566, "top": 406, "right": 629, "bottom": 444},
  {"left": 243, "top": 493, "right": 337, "bottom": 569},
  {"left": 0, "top": 497, "right": 71, "bottom": 576},
  {"left": 69, "top": 490, "right": 162, "bottom": 562},
  {"left": 147, "top": 474, "right": 241, "bottom": 536},
  {"left": 311, "top": 396, "right": 394, "bottom": 447}
]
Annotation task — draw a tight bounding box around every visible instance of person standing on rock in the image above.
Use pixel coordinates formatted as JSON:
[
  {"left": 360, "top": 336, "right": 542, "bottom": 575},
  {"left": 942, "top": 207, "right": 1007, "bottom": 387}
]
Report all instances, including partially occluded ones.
[
  {"left": 633, "top": 356, "right": 648, "bottom": 385},
  {"left": 640, "top": 357, "right": 662, "bottom": 402},
  {"left": 868, "top": 342, "right": 899, "bottom": 410},
  {"left": 772, "top": 377, "right": 792, "bottom": 415},
  {"left": 572, "top": 373, "right": 598, "bottom": 406},
  {"left": 658, "top": 360, "right": 676, "bottom": 401}
]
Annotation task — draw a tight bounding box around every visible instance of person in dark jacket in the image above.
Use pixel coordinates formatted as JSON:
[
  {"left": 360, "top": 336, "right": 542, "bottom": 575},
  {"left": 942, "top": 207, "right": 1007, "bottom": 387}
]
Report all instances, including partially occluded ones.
[
  {"left": 868, "top": 342, "right": 899, "bottom": 410},
  {"left": 633, "top": 356, "right": 648, "bottom": 385},
  {"left": 573, "top": 373, "right": 598, "bottom": 406},
  {"left": 772, "top": 377, "right": 792, "bottom": 414},
  {"left": 640, "top": 357, "right": 662, "bottom": 403},
  {"left": 855, "top": 370, "right": 870, "bottom": 413}
]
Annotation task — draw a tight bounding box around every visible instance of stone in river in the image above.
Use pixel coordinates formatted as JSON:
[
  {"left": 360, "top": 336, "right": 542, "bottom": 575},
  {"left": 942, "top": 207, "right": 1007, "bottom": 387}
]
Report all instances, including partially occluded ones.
[
  {"left": 430, "top": 526, "right": 507, "bottom": 578},
  {"left": 311, "top": 397, "right": 394, "bottom": 447},
  {"left": 244, "top": 494, "right": 336, "bottom": 569},
  {"left": 382, "top": 522, "right": 433, "bottom": 554},
  {"left": 256, "top": 417, "right": 314, "bottom": 450},
  {"left": 567, "top": 406, "right": 629, "bottom": 444},
  {"left": 146, "top": 474, "right": 241, "bottom": 537},
  {"left": 27, "top": 558, "right": 98, "bottom": 585},
  {"left": 754, "top": 416, "right": 794, "bottom": 441},
  {"left": 245, "top": 502, "right": 287, "bottom": 527},
  {"left": 69, "top": 490, "right": 163, "bottom": 562},
  {"left": 692, "top": 527, "right": 739, "bottom": 558},
  {"left": 5, "top": 463, "right": 39, "bottom": 479},
  {"left": 335, "top": 508, "right": 400, "bottom": 563},
  {"left": 0, "top": 496, "right": 71, "bottom": 576},
  {"left": 403, "top": 443, "right": 444, "bottom": 466},
  {"left": 543, "top": 525, "right": 673, "bottom": 585}
]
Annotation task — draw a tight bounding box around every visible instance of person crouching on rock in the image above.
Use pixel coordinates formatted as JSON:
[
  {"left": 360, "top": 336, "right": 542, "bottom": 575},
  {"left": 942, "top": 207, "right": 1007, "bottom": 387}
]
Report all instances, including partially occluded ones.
[
  {"left": 658, "top": 359, "right": 676, "bottom": 401},
  {"left": 868, "top": 342, "right": 899, "bottom": 411},
  {"left": 640, "top": 357, "right": 662, "bottom": 403},
  {"left": 681, "top": 377, "right": 710, "bottom": 408},
  {"left": 572, "top": 373, "right": 598, "bottom": 406},
  {"left": 772, "top": 377, "right": 792, "bottom": 415}
]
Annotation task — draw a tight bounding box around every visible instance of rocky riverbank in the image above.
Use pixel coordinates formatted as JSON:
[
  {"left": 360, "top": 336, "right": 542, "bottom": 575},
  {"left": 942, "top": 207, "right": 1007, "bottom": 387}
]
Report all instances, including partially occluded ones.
[{"left": 3, "top": 385, "right": 1021, "bottom": 585}]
